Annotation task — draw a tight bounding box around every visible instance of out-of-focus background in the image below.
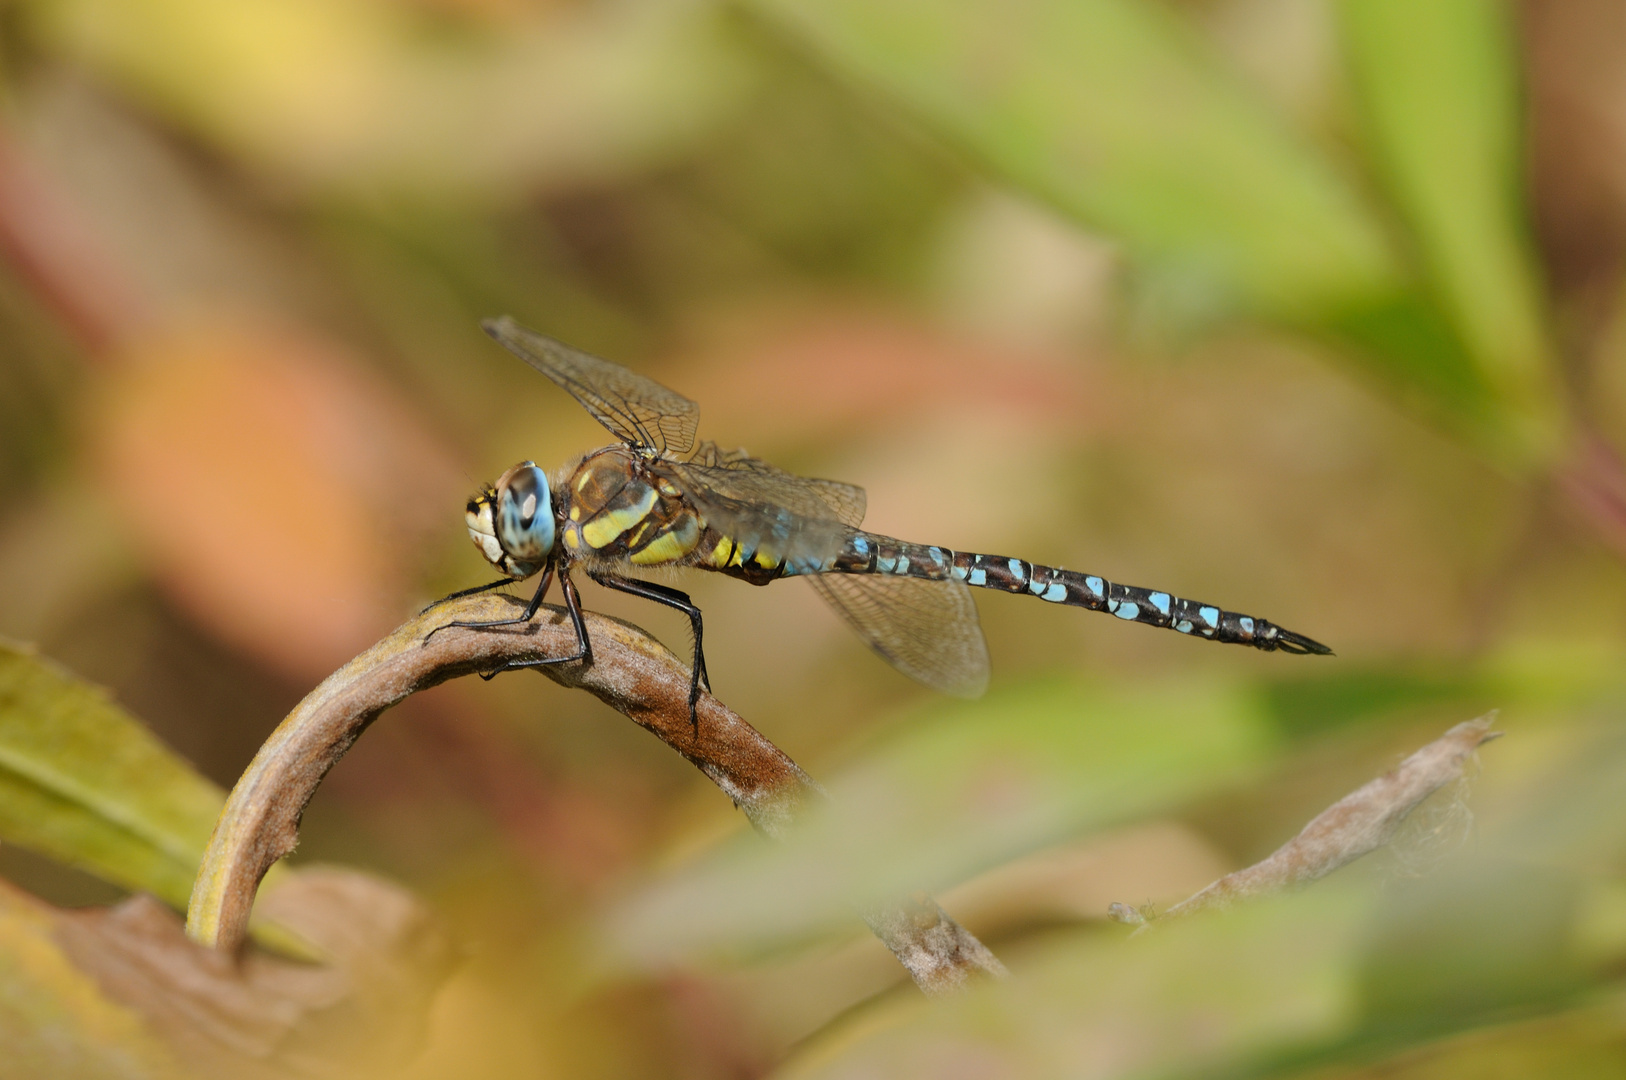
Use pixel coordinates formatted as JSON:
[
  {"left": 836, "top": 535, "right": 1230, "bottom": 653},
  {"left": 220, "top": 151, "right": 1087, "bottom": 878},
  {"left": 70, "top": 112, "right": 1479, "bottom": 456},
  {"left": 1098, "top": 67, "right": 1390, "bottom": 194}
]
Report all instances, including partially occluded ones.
[{"left": 3, "top": 0, "right": 1626, "bottom": 1076}]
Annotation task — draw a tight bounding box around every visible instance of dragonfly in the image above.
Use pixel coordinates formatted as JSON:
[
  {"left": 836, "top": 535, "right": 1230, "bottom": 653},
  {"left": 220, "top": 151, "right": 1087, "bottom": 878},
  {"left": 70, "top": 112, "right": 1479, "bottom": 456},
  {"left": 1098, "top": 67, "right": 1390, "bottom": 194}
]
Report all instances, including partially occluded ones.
[{"left": 434, "top": 316, "right": 1331, "bottom": 718}]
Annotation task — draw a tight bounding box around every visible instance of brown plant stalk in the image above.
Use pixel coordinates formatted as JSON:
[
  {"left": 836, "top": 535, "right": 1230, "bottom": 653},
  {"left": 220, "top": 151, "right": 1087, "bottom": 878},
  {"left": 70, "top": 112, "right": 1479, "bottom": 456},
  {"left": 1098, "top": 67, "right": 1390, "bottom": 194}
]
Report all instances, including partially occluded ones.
[
  {"left": 1109, "top": 715, "right": 1501, "bottom": 929},
  {"left": 185, "top": 593, "right": 1005, "bottom": 995}
]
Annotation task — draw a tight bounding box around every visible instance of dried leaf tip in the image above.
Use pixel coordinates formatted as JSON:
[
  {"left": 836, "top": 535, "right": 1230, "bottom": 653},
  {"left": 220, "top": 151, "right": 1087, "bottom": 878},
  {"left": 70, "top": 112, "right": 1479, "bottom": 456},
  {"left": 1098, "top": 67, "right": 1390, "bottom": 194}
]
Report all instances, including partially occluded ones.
[
  {"left": 1111, "top": 713, "right": 1504, "bottom": 930},
  {"left": 1106, "top": 902, "right": 1148, "bottom": 927}
]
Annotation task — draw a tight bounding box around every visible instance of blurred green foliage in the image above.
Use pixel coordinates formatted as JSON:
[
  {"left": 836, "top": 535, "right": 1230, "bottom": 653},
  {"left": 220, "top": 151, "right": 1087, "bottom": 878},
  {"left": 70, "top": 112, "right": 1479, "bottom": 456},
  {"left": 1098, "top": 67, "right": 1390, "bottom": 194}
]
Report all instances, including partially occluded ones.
[
  {"left": 0, "top": 640, "right": 224, "bottom": 909},
  {"left": 0, "top": 0, "right": 1624, "bottom": 1076},
  {"left": 748, "top": 0, "right": 1564, "bottom": 461}
]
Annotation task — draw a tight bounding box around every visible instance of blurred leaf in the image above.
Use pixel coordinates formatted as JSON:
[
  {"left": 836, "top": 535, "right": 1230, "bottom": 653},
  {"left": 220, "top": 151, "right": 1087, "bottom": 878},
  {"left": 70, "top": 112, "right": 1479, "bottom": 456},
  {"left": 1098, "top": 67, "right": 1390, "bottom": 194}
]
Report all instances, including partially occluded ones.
[
  {"left": 1317, "top": 289, "right": 1504, "bottom": 447},
  {"left": 1288, "top": 1006, "right": 1626, "bottom": 1080},
  {"left": 1573, "top": 878, "right": 1626, "bottom": 969},
  {"left": 746, "top": 0, "right": 1563, "bottom": 461},
  {"left": 934, "top": 823, "right": 1232, "bottom": 942},
  {"left": 95, "top": 320, "right": 461, "bottom": 681},
  {"left": 0, "top": 640, "right": 223, "bottom": 910},
  {"left": 0, "top": 879, "right": 180, "bottom": 1080},
  {"left": 1497, "top": 722, "right": 1626, "bottom": 872},
  {"left": 746, "top": 0, "right": 1401, "bottom": 325},
  {"left": 784, "top": 845, "right": 1610, "bottom": 1078},
  {"left": 1259, "top": 666, "right": 1488, "bottom": 740},
  {"left": 1254, "top": 637, "right": 1626, "bottom": 741},
  {"left": 1, "top": 868, "right": 454, "bottom": 1080},
  {"left": 1341, "top": 0, "right": 1563, "bottom": 465},
  {"left": 668, "top": 47, "right": 963, "bottom": 286},
  {"left": 1358, "top": 856, "right": 1586, "bottom": 1036},
  {"left": 781, "top": 884, "right": 1372, "bottom": 1080},
  {"left": 24, "top": 0, "right": 757, "bottom": 196},
  {"left": 605, "top": 674, "right": 1277, "bottom": 965}
]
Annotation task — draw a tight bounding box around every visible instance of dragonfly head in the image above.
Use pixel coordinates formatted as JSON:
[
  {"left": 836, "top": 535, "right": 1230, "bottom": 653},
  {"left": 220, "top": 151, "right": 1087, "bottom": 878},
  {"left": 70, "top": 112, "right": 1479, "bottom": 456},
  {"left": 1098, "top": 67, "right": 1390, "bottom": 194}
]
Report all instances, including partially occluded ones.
[{"left": 466, "top": 461, "right": 554, "bottom": 578}]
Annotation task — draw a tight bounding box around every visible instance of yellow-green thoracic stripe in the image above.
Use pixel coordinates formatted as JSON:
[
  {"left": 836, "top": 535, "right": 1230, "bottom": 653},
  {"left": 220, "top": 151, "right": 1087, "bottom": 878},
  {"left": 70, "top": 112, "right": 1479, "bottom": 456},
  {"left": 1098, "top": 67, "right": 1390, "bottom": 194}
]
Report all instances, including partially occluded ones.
[{"left": 579, "top": 484, "right": 658, "bottom": 550}]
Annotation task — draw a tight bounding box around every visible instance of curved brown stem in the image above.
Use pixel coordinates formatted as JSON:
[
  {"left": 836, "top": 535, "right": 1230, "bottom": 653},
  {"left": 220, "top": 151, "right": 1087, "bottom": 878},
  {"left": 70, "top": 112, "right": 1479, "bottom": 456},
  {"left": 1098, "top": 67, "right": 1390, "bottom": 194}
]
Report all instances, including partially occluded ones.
[{"left": 184, "top": 593, "right": 1004, "bottom": 995}]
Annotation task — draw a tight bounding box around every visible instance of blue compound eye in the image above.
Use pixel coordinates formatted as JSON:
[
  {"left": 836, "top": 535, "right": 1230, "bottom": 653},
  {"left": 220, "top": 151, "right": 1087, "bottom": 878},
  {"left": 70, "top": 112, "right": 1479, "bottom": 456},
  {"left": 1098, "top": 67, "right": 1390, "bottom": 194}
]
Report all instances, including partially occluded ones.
[{"left": 494, "top": 462, "right": 555, "bottom": 565}]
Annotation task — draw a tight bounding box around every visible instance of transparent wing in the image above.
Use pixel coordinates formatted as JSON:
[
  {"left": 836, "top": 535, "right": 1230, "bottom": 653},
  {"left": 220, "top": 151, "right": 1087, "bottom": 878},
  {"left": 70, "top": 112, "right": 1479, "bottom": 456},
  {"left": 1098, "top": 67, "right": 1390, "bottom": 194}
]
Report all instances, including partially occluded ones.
[
  {"left": 800, "top": 477, "right": 866, "bottom": 529},
  {"left": 807, "top": 574, "right": 990, "bottom": 697},
  {"left": 664, "top": 443, "right": 867, "bottom": 566},
  {"left": 483, "top": 316, "right": 699, "bottom": 455},
  {"left": 681, "top": 441, "right": 866, "bottom": 525},
  {"left": 669, "top": 444, "right": 987, "bottom": 695}
]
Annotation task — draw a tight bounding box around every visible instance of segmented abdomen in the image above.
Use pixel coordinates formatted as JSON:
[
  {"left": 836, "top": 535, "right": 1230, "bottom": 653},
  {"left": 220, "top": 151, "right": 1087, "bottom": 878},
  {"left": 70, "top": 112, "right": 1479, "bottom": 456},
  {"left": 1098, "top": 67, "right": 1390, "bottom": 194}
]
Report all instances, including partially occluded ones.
[{"left": 808, "top": 532, "right": 1330, "bottom": 655}]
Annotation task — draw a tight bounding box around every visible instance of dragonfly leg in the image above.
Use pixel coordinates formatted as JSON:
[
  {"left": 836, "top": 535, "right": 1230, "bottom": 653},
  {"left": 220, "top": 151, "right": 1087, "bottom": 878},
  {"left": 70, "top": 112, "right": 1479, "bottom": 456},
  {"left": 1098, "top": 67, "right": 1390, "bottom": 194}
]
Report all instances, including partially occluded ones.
[
  {"left": 589, "top": 572, "right": 709, "bottom": 728},
  {"left": 419, "top": 576, "right": 514, "bottom": 614},
  {"left": 478, "top": 567, "right": 594, "bottom": 679},
  {"left": 424, "top": 566, "right": 554, "bottom": 644}
]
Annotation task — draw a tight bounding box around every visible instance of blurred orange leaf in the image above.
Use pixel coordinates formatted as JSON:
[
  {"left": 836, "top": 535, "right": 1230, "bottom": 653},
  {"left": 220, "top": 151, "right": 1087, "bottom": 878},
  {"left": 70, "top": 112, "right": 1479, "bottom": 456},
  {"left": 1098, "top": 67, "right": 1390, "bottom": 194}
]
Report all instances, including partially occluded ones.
[{"left": 93, "top": 319, "right": 460, "bottom": 679}]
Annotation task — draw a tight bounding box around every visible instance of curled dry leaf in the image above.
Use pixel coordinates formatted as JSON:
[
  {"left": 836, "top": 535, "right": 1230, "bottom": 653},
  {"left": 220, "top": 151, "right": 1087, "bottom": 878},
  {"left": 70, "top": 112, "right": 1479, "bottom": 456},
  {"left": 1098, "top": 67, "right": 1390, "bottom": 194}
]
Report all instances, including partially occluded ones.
[
  {"left": 0, "top": 876, "right": 180, "bottom": 1080},
  {"left": 1112, "top": 715, "right": 1502, "bottom": 928},
  {"left": 1, "top": 867, "right": 453, "bottom": 1079},
  {"left": 185, "top": 593, "right": 1003, "bottom": 996}
]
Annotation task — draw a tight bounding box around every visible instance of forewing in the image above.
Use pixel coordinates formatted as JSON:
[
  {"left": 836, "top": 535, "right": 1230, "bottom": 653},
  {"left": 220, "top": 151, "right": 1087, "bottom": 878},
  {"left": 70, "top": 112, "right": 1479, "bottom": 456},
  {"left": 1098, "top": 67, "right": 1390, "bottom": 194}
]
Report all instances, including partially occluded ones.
[
  {"left": 807, "top": 574, "right": 990, "bottom": 697},
  {"left": 800, "top": 477, "right": 866, "bottom": 528},
  {"left": 666, "top": 445, "right": 867, "bottom": 566},
  {"left": 483, "top": 316, "right": 699, "bottom": 454},
  {"left": 684, "top": 442, "right": 865, "bottom": 521}
]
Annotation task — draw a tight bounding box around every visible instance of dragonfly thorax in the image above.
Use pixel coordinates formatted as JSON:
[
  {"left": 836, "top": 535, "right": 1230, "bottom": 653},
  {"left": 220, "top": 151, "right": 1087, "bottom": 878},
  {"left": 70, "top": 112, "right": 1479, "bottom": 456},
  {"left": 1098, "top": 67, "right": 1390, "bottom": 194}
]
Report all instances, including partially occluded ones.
[
  {"left": 466, "top": 461, "right": 555, "bottom": 579},
  {"left": 559, "top": 447, "right": 701, "bottom": 568}
]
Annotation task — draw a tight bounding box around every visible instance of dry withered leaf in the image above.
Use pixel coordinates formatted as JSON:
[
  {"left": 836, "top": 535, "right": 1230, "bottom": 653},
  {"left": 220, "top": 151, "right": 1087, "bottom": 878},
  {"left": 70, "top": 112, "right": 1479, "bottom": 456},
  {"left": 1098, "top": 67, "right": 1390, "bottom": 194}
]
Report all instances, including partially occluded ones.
[
  {"left": 1112, "top": 716, "right": 1502, "bottom": 929},
  {"left": 3, "top": 867, "right": 456, "bottom": 1079}
]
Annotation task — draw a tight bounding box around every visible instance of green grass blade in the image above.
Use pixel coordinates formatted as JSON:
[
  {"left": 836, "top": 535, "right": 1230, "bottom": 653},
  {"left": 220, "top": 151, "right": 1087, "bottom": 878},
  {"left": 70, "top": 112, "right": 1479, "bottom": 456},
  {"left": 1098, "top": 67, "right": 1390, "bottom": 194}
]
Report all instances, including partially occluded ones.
[
  {"left": 0, "top": 641, "right": 225, "bottom": 910},
  {"left": 1341, "top": 0, "right": 1563, "bottom": 465}
]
